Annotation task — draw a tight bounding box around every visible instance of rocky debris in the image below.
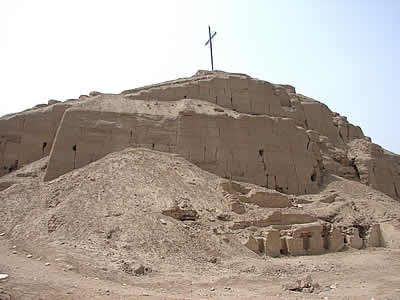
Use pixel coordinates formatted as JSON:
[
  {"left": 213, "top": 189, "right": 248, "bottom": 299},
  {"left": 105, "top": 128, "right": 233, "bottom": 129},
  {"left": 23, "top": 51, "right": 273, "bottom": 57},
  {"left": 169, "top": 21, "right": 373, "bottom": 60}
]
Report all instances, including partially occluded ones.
[
  {"left": 283, "top": 275, "right": 320, "bottom": 293},
  {"left": 216, "top": 211, "right": 232, "bottom": 221},
  {"left": 120, "top": 261, "right": 152, "bottom": 276},
  {"left": 161, "top": 202, "right": 198, "bottom": 221},
  {"left": 89, "top": 91, "right": 102, "bottom": 96}
]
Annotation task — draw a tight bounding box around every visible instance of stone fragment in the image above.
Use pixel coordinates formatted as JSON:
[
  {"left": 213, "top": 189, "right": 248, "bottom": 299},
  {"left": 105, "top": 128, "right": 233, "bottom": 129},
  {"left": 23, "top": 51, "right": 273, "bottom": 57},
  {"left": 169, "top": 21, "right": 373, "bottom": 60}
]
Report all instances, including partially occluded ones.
[
  {"left": 264, "top": 229, "right": 281, "bottom": 257},
  {"left": 244, "top": 235, "right": 260, "bottom": 253},
  {"left": 230, "top": 200, "right": 246, "bottom": 214},
  {"left": 328, "top": 228, "right": 345, "bottom": 252},
  {"left": 367, "top": 224, "right": 382, "bottom": 247},
  {"left": 162, "top": 206, "right": 198, "bottom": 221}
]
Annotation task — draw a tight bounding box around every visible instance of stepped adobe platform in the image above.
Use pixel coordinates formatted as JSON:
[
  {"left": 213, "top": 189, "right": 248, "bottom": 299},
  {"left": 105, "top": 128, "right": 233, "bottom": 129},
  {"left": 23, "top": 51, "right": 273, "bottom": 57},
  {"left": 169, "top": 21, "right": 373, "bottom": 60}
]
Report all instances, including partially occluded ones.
[{"left": 1, "top": 71, "right": 399, "bottom": 198}]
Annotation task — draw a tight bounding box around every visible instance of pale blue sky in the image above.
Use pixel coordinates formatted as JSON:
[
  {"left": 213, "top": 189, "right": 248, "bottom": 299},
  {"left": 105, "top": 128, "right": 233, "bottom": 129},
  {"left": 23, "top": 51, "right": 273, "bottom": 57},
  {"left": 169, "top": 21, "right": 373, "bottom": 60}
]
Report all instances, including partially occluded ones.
[{"left": 1, "top": 0, "right": 399, "bottom": 153}]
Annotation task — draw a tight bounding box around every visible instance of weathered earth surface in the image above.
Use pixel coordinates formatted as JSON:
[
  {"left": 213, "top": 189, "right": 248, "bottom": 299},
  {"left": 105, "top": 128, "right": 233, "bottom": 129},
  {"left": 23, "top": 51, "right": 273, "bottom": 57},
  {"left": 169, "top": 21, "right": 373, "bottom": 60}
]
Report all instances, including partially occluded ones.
[{"left": 1, "top": 70, "right": 400, "bottom": 299}]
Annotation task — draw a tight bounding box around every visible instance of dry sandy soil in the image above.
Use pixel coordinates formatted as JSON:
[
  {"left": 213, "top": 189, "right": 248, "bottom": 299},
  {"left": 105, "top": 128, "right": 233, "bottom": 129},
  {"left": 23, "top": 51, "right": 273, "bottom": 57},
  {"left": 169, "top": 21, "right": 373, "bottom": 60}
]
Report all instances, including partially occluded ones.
[
  {"left": 1, "top": 238, "right": 400, "bottom": 299},
  {"left": 1, "top": 148, "right": 400, "bottom": 299}
]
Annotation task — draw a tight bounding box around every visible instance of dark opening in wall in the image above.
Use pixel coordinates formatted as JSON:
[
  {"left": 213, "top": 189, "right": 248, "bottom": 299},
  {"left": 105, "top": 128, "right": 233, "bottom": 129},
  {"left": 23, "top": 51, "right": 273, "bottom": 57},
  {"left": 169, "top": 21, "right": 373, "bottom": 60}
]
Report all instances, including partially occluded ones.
[
  {"left": 350, "top": 158, "right": 361, "bottom": 180},
  {"left": 72, "top": 145, "right": 77, "bottom": 169},
  {"left": 355, "top": 225, "right": 367, "bottom": 238},
  {"left": 152, "top": 143, "right": 155, "bottom": 149},
  {"left": 322, "top": 226, "right": 330, "bottom": 250},
  {"left": 183, "top": 95, "right": 187, "bottom": 99},
  {"left": 303, "top": 236, "right": 310, "bottom": 250},
  {"left": 42, "top": 142, "right": 47, "bottom": 154},
  {"left": 258, "top": 149, "right": 264, "bottom": 157},
  {"left": 8, "top": 160, "right": 19, "bottom": 173},
  {"left": 311, "top": 173, "right": 317, "bottom": 182}
]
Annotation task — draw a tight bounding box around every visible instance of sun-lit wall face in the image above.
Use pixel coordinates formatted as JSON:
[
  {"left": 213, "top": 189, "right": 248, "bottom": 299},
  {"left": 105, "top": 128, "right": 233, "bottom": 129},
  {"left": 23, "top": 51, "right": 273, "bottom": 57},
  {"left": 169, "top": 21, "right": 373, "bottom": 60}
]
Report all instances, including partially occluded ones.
[{"left": 0, "top": 0, "right": 399, "bottom": 154}]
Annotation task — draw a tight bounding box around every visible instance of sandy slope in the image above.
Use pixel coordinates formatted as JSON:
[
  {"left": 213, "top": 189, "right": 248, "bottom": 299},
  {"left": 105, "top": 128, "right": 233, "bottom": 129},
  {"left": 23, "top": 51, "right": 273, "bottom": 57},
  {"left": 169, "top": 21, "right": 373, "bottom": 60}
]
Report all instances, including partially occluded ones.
[{"left": 1, "top": 148, "right": 400, "bottom": 299}]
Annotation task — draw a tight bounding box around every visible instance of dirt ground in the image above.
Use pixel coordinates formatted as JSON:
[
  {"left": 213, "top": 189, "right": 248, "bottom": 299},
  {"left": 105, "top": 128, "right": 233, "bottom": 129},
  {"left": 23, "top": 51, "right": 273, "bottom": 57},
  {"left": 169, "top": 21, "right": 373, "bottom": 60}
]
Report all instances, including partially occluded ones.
[{"left": 1, "top": 235, "right": 400, "bottom": 300}]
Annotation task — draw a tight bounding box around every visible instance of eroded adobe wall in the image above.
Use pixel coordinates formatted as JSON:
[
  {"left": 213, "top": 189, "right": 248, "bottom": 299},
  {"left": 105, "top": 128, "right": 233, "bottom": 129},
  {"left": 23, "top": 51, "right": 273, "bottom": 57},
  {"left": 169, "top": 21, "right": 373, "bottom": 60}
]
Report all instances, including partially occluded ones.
[
  {"left": 0, "top": 104, "right": 71, "bottom": 176},
  {"left": 122, "top": 74, "right": 364, "bottom": 145},
  {"left": 348, "top": 139, "right": 400, "bottom": 199},
  {"left": 176, "top": 113, "right": 320, "bottom": 195},
  {"left": 44, "top": 98, "right": 321, "bottom": 195},
  {"left": 44, "top": 106, "right": 179, "bottom": 182}
]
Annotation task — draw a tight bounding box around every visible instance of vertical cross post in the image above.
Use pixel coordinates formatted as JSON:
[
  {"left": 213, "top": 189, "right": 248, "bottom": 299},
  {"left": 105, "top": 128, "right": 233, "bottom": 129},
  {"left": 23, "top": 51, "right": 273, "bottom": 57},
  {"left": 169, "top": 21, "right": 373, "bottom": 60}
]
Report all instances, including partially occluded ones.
[
  {"left": 208, "top": 25, "right": 214, "bottom": 71},
  {"left": 205, "top": 25, "right": 217, "bottom": 71}
]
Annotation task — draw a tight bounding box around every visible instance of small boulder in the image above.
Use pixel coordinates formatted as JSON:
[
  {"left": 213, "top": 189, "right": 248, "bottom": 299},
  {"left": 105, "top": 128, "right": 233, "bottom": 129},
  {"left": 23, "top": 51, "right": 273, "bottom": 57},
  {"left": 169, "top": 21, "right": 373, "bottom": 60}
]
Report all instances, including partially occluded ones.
[
  {"left": 120, "top": 262, "right": 152, "bottom": 276},
  {"left": 208, "top": 257, "right": 218, "bottom": 264}
]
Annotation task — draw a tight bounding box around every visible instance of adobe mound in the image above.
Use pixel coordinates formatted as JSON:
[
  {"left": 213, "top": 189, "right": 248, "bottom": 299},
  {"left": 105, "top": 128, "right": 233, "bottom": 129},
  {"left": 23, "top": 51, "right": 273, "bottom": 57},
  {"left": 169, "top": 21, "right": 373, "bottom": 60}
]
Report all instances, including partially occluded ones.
[{"left": 1, "top": 70, "right": 398, "bottom": 199}]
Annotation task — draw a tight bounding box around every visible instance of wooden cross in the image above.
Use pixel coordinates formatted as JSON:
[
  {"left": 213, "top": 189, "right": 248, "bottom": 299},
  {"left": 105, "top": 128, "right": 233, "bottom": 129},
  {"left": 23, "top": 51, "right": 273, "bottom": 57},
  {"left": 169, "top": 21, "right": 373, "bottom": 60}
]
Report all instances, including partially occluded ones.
[{"left": 205, "top": 25, "right": 217, "bottom": 71}]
